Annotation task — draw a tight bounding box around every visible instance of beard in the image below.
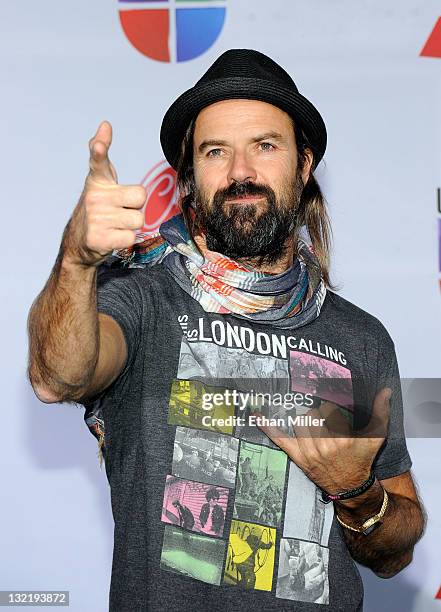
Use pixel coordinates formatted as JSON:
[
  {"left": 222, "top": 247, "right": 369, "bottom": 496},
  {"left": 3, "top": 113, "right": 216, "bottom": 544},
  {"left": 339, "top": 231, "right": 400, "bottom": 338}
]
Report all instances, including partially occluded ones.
[{"left": 192, "top": 171, "right": 304, "bottom": 266}]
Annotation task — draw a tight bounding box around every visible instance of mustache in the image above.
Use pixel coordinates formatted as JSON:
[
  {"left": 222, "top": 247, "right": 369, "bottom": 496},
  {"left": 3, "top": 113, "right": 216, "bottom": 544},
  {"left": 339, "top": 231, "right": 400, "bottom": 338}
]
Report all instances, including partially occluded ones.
[{"left": 215, "top": 180, "right": 275, "bottom": 201}]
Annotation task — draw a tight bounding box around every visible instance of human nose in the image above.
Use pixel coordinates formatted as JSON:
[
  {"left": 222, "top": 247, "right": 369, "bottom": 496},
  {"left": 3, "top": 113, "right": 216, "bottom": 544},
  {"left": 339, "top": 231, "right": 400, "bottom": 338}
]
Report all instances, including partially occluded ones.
[{"left": 226, "top": 150, "right": 257, "bottom": 184}]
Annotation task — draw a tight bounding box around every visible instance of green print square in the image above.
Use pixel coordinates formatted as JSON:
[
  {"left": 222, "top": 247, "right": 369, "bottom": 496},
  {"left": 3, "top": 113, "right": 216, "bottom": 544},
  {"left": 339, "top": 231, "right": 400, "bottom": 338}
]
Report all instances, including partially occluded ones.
[
  {"left": 160, "top": 525, "right": 226, "bottom": 586},
  {"left": 234, "top": 441, "right": 287, "bottom": 527}
]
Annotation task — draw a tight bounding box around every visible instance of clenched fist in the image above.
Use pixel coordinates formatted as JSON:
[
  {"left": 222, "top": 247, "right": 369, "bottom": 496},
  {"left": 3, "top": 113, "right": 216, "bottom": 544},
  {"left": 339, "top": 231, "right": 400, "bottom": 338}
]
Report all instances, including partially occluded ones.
[{"left": 62, "top": 121, "right": 146, "bottom": 267}]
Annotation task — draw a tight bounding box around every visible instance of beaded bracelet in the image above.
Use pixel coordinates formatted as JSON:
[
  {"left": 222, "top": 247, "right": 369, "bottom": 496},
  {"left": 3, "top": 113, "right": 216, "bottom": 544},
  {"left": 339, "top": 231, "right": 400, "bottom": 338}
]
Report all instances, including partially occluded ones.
[{"left": 320, "top": 471, "right": 376, "bottom": 504}]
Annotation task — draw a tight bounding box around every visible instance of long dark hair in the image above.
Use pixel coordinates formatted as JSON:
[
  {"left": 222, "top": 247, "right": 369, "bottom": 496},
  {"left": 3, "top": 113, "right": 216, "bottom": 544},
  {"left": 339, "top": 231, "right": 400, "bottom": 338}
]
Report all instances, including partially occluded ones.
[{"left": 174, "top": 113, "right": 335, "bottom": 289}]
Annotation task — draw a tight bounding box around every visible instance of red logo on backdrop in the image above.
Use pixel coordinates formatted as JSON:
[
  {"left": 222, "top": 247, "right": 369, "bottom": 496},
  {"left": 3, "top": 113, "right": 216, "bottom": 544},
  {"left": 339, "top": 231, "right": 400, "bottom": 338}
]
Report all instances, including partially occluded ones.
[
  {"left": 420, "top": 16, "right": 441, "bottom": 57},
  {"left": 436, "top": 584, "right": 441, "bottom": 599},
  {"left": 139, "top": 160, "right": 179, "bottom": 234}
]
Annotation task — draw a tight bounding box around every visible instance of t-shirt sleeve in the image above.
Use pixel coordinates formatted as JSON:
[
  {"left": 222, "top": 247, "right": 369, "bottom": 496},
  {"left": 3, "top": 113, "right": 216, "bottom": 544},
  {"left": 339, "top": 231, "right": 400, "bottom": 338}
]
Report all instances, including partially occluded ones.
[
  {"left": 79, "top": 263, "right": 146, "bottom": 460},
  {"left": 78, "top": 262, "right": 145, "bottom": 410},
  {"left": 371, "top": 330, "right": 412, "bottom": 481},
  {"left": 94, "top": 263, "right": 144, "bottom": 385}
]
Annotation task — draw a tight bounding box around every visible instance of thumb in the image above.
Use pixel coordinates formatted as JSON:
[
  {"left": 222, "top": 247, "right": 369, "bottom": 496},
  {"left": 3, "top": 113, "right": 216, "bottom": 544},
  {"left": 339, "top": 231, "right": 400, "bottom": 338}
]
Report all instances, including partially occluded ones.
[{"left": 88, "top": 120, "right": 117, "bottom": 183}]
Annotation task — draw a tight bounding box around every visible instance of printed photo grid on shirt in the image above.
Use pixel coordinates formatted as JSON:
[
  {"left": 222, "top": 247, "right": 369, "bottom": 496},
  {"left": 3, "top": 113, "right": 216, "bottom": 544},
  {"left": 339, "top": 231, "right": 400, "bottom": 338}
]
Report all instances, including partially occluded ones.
[{"left": 159, "top": 335, "right": 341, "bottom": 604}]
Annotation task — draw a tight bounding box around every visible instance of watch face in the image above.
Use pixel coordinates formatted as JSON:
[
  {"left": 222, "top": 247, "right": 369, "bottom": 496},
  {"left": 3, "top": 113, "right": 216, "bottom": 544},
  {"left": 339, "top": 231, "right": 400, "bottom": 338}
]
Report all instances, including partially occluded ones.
[{"left": 362, "top": 520, "right": 383, "bottom": 536}]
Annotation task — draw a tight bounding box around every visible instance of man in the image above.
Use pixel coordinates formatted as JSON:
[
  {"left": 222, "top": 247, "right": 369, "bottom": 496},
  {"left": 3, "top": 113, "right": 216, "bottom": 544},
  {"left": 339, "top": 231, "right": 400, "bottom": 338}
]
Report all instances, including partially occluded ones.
[
  {"left": 199, "top": 487, "right": 225, "bottom": 535},
  {"left": 232, "top": 527, "right": 274, "bottom": 590},
  {"left": 257, "top": 475, "right": 279, "bottom": 523},
  {"left": 187, "top": 448, "right": 201, "bottom": 469},
  {"left": 172, "top": 499, "right": 195, "bottom": 531},
  {"left": 240, "top": 456, "right": 253, "bottom": 497},
  {"left": 27, "top": 49, "right": 425, "bottom": 610}
]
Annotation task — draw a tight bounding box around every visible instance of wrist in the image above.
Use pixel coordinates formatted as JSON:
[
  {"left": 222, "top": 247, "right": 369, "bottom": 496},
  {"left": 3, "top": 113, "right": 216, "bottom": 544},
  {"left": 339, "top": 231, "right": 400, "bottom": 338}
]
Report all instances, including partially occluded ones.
[
  {"left": 335, "top": 483, "right": 389, "bottom": 536},
  {"left": 335, "top": 478, "right": 384, "bottom": 517},
  {"left": 56, "top": 252, "right": 99, "bottom": 295},
  {"left": 60, "top": 251, "right": 100, "bottom": 274},
  {"left": 321, "top": 469, "right": 374, "bottom": 504},
  {"left": 60, "top": 224, "right": 109, "bottom": 270}
]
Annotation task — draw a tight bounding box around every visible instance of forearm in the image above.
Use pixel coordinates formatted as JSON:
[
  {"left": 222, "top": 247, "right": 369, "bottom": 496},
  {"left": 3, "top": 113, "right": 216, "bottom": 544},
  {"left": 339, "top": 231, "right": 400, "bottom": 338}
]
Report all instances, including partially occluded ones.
[
  {"left": 27, "top": 232, "right": 100, "bottom": 402},
  {"left": 335, "top": 480, "right": 425, "bottom": 577}
]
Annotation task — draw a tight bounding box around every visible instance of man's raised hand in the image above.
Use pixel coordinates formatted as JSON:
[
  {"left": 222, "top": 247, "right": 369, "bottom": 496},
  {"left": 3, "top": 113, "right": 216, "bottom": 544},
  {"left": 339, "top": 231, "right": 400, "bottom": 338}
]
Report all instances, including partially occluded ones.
[{"left": 62, "top": 121, "right": 146, "bottom": 268}]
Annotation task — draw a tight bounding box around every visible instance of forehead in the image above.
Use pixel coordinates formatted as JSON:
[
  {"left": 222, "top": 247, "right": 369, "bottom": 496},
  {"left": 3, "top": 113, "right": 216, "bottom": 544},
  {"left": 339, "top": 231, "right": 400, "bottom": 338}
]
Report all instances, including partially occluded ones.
[{"left": 193, "top": 99, "right": 293, "bottom": 139}]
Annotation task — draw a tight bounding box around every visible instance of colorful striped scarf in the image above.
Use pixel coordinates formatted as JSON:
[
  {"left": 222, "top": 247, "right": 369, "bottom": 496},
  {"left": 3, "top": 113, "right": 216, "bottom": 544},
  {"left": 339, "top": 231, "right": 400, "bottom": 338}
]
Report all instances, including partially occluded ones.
[{"left": 113, "top": 213, "right": 327, "bottom": 330}]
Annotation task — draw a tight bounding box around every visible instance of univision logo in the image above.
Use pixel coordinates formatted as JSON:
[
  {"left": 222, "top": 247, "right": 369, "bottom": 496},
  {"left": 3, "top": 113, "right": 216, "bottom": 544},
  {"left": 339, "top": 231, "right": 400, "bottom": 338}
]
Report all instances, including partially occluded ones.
[{"left": 118, "top": 0, "right": 226, "bottom": 62}]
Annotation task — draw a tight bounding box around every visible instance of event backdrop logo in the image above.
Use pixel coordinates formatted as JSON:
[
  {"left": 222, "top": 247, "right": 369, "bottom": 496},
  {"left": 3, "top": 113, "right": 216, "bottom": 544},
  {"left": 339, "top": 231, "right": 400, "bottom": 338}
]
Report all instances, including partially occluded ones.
[
  {"left": 139, "top": 160, "right": 179, "bottom": 234},
  {"left": 420, "top": 16, "right": 441, "bottom": 57},
  {"left": 118, "top": 0, "right": 226, "bottom": 62},
  {"left": 438, "top": 189, "right": 441, "bottom": 293}
]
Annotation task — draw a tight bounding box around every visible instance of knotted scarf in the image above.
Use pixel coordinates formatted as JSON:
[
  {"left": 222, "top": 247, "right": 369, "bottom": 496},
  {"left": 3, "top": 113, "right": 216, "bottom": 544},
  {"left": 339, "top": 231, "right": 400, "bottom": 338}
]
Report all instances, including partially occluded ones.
[{"left": 112, "top": 212, "right": 327, "bottom": 330}]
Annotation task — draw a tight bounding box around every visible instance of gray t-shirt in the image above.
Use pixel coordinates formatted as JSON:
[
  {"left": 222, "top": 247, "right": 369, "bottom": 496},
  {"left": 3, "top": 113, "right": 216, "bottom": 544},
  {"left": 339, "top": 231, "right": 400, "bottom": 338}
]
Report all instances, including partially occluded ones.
[{"left": 83, "top": 262, "right": 412, "bottom": 612}]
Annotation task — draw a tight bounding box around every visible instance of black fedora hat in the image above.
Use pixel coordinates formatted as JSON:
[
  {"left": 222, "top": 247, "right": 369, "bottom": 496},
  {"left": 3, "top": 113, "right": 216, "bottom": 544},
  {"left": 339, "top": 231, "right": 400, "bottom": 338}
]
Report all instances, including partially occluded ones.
[{"left": 160, "top": 48, "right": 327, "bottom": 171}]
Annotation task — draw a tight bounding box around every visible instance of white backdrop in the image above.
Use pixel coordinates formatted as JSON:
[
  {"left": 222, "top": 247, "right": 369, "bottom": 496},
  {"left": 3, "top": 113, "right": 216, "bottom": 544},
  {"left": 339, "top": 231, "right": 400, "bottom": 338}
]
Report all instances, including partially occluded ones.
[{"left": 2, "top": 1, "right": 440, "bottom": 610}]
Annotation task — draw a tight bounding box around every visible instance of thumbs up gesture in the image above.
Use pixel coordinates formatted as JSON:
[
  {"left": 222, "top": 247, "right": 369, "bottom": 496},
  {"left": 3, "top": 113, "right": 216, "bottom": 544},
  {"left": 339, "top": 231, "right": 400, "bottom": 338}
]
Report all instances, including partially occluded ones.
[{"left": 62, "top": 121, "right": 146, "bottom": 267}]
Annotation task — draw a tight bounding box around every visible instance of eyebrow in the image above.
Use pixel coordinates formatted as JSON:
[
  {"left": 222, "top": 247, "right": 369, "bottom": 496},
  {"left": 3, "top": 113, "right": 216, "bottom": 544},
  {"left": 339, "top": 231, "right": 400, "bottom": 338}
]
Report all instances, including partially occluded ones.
[{"left": 197, "top": 131, "right": 287, "bottom": 154}]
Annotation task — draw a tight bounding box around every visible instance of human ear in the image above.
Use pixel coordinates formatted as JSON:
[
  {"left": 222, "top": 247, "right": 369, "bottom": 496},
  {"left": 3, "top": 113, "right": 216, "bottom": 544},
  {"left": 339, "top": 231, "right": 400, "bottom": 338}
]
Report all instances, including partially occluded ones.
[{"left": 301, "top": 148, "right": 314, "bottom": 185}]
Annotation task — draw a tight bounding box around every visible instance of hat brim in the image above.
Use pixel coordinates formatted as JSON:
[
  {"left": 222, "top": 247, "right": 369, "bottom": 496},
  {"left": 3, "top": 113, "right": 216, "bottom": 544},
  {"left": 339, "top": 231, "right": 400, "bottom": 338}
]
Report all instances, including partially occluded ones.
[{"left": 160, "top": 77, "right": 327, "bottom": 171}]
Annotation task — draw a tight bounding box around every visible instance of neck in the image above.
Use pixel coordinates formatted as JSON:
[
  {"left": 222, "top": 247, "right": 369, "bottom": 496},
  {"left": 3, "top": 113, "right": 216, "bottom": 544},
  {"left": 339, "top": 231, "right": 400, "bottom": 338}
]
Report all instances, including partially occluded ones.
[{"left": 193, "top": 233, "right": 296, "bottom": 275}]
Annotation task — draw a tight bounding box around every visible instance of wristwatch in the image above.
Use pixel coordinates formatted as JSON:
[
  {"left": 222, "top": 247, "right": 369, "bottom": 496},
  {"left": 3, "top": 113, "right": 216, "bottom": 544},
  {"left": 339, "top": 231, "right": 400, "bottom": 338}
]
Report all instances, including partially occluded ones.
[{"left": 336, "top": 488, "right": 389, "bottom": 536}]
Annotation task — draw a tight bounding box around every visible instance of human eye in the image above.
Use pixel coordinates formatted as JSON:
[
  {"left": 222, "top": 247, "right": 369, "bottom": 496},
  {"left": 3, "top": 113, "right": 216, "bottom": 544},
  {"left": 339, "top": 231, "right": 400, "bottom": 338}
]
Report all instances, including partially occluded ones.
[
  {"left": 259, "top": 142, "right": 276, "bottom": 152},
  {"left": 207, "top": 148, "right": 223, "bottom": 157}
]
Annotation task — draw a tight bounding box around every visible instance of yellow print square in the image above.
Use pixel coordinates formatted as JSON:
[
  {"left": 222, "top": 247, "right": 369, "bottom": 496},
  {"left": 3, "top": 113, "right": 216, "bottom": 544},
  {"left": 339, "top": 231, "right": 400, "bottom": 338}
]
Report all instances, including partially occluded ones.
[
  {"left": 223, "top": 520, "right": 276, "bottom": 592},
  {"left": 168, "top": 379, "right": 235, "bottom": 435}
]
